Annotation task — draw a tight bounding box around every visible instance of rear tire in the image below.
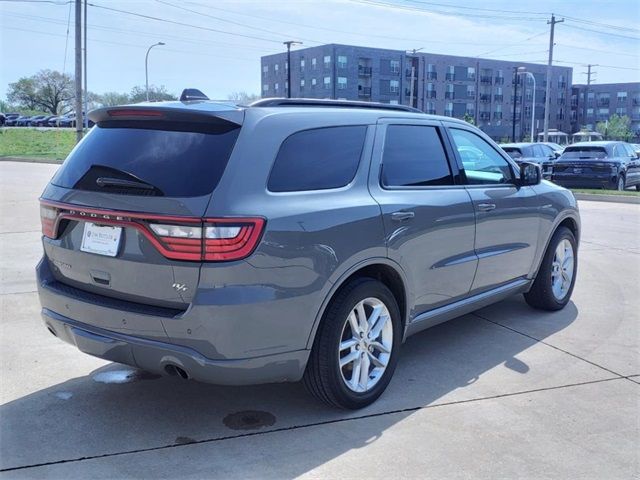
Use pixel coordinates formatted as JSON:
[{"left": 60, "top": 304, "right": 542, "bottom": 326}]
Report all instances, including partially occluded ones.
[
  {"left": 303, "top": 278, "right": 402, "bottom": 409},
  {"left": 524, "top": 226, "right": 577, "bottom": 311}
]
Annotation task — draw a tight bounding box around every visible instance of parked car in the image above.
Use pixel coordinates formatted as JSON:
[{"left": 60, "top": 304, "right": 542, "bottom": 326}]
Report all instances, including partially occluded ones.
[
  {"left": 15, "top": 115, "right": 33, "bottom": 126},
  {"left": 57, "top": 113, "right": 76, "bottom": 127},
  {"left": 551, "top": 141, "right": 640, "bottom": 191},
  {"left": 0, "top": 112, "right": 5, "bottom": 126},
  {"left": 540, "top": 141, "right": 565, "bottom": 156},
  {"left": 37, "top": 95, "right": 580, "bottom": 409},
  {"left": 500, "top": 142, "right": 558, "bottom": 178},
  {"left": 4, "top": 113, "right": 21, "bottom": 126},
  {"left": 33, "top": 115, "right": 57, "bottom": 127},
  {"left": 47, "top": 116, "right": 62, "bottom": 127}
]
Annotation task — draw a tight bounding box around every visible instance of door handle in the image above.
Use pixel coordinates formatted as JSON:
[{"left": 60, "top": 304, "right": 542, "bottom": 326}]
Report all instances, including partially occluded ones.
[
  {"left": 391, "top": 211, "right": 415, "bottom": 221},
  {"left": 477, "top": 203, "right": 496, "bottom": 212}
]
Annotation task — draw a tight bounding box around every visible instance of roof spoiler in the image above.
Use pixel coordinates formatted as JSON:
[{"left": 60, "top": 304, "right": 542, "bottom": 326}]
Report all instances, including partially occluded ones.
[{"left": 180, "top": 88, "right": 209, "bottom": 102}]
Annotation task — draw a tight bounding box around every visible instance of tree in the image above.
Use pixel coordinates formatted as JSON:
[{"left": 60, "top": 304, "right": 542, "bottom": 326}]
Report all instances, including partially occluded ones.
[
  {"left": 463, "top": 112, "right": 475, "bottom": 125},
  {"left": 596, "top": 114, "right": 633, "bottom": 141},
  {"left": 129, "top": 85, "right": 177, "bottom": 103},
  {"left": 99, "top": 91, "right": 131, "bottom": 107},
  {"left": 7, "top": 70, "right": 74, "bottom": 114},
  {"left": 227, "top": 91, "right": 260, "bottom": 104}
]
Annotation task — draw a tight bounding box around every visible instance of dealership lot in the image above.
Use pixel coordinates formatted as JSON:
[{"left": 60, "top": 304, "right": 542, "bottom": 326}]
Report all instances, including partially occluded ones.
[{"left": 0, "top": 161, "right": 638, "bottom": 478}]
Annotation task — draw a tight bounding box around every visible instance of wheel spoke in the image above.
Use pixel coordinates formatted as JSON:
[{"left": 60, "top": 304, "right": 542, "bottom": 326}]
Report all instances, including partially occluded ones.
[
  {"left": 370, "top": 340, "right": 390, "bottom": 354},
  {"left": 340, "top": 338, "right": 358, "bottom": 351},
  {"left": 369, "top": 314, "right": 389, "bottom": 341},
  {"left": 358, "top": 353, "right": 370, "bottom": 388},
  {"left": 355, "top": 302, "right": 368, "bottom": 332},
  {"left": 347, "top": 311, "right": 359, "bottom": 335},
  {"left": 368, "top": 351, "right": 387, "bottom": 368},
  {"left": 340, "top": 350, "right": 359, "bottom": 367},
  {"left": 350, "top": 356, "right": 362, "bottom": 390},
  {"left": 367, "top": 305, "right": 382, "bottom": 330}
]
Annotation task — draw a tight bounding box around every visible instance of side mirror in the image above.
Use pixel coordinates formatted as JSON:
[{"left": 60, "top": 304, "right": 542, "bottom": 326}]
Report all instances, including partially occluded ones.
[
  {"left": 634, "top": 150, "right": 640, "bottom": 158},
  {"left": 554, "top": 151, "right": 561, "bottom": 158},
  {"left": 519, "top": 162, "right": 542, "bottom": 186}
]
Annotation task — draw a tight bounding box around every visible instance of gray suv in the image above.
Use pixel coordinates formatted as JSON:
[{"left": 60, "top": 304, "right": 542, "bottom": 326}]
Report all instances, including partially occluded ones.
[{"left": 37, "top": 96, "right": 580, "bottom": 409}]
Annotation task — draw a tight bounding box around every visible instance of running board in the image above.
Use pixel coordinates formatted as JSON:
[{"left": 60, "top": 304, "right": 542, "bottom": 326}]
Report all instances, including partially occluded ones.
[{"left": 404, "top": 278, "right": 531, "bottom": 339}]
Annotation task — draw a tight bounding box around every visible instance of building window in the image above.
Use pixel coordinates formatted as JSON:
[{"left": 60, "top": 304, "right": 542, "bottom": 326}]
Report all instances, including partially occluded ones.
[
  {"left": 467, "top": 67, "right": 475, "bottom": 80},
  {"left": 426, "top": 101, "right": 435, "bottom": 114},
  {"left": 338, "top": 77, "right": 347, "bottom": 89},
  {"left": 311, "top": 78, "right": 317, "bottom": 86},
  {"left": 300, "top": 59, "right": 305, "bottom": 71},
  {"left": 324, "top": 55, "right": 331, "bottom": 68},
  {"left": 390, "top": 60, "right": 400, "bottom": 74},
  {"left": 274, "top": 64, "right": 279, "bottom": 73},
  {"left": 324, "top": 76, "right": 331, "bottom": 89},
  {"left": 390, "top": 79, "right": 399, "bottom": 93},
  {"left": 300, "top": 79, "right": 305, "bottom": 88},
  {"left": 617, "top": 91, "right": 627, "bottom": 102},
  {"left": 338, "top": 55, "right": 347, "bottom": 68},
  {"left": 390, "top": 100, "right": 399, "bottom": 105},
  {"left": 466, "top": 103, "right": 475, "bottom": 115},
  {"left": 312, "top": 58, "right": 317, "bottom": 70},
  {"left": 616, "top": 107, "right": 627, "bottom": 115},
  {"left": 587, "top": 108, "right": 594, "bottom": 115},
  {"left": 445, "top": 102, "right": 453, "bottom": 116},
  {"left": 275, "top": 82, "right": 279, "bottom": 92},
  {"left": 285, "top": 62, "right": 288, "bottom": 71},
  {"left": 263, "top": 84, "right": 269, "bottom": 93},
  {"left": 467, "top": 85, "right": 475, "bottom": 98},
  {"left": 262, "top": 65, "right": 268, "bottom": 75}
]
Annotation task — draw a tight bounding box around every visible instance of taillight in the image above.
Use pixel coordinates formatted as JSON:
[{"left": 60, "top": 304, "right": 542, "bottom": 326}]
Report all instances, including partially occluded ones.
[
  {"left": 40, "top": 204, "right": 58, "bottom": 238},
  {"left": 39, "top": 200, "right": 265, "bottom": 262}
]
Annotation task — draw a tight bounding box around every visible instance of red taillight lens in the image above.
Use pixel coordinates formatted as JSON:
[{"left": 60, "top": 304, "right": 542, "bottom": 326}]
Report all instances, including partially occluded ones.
[
  {"left": 40, "top": 204, "right": 58, "bottom": 238},
  {"left": 107, "top": 109, "right": 164, "bottom": 117},
  {"left": 203, "top": 218, "right": 265, "bottom": 261}
]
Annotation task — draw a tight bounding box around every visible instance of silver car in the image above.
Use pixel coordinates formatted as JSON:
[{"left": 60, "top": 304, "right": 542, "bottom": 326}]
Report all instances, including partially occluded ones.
[{"left": 37, "top": 95, "right": 580, "bottom": 409}]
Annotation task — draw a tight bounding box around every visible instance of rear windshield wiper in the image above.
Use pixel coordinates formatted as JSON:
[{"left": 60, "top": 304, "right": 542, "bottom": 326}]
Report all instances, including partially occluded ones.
[{"left": 96, "top": 177, "right": 156, "bottom": 190}]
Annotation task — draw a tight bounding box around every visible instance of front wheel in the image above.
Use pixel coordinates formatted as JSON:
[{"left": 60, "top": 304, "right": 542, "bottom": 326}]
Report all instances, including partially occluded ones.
[
  {"left": 616, "top": 176, "right": 625, "bottom": 191},
  {"left": 303, "top": 278, "right": 402, "bottom": 409},
  {"left": 524, "top": 226, "right": 577, "bottom": 311}
]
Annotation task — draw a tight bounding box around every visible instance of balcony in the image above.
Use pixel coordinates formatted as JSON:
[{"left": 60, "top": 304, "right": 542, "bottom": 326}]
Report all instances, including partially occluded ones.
[
  {"left": 358, "top": 86, "right": 371, "bottom": 97},
  {"left": 426, "top": 90, "right": 436, "bottom": 99},
  {"left": 494, "top": 94, "right": 503, "bottom": 102},
  {"left": 426, "top": 71, "right": 437, "bottom": 80},
  {"left": 446, "top": 73, "right": 455, "bottom": 81},
  {"left": 479, "top": 112, "right": 490, "bottom": 121},
  {"left": 358, "top": 66, "right": 372, "bottom": 76},
  {"left": 494, "top": 77, "right": 504, "bottom": 85},
  {"left": 467, "top": 92, "right": 476, "bottom": 99},
  {"left": 493, "top": 112, "right": 503, "bottom": 120},
  {"left": 445, "top": 91, "right": 455, "bottom": 99},
  {"left": 480, "top": 94, "right": 491, "bottom": 103},
  {"left": 480, "top": 76, "right": 492, "bottom": 85},
  {"left": 597, "top": 99, "right": 610, "bottom": 107}
]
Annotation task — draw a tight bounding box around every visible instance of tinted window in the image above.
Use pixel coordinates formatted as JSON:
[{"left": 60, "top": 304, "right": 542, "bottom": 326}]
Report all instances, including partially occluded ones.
[
  {"left": 381, "top": 125, "right": 453, "bottom": 187},
  {"left": 51, "top": 122, "right": 240, "bottom": 197},
  {"left": 561, "top": 146, "right": 607, "bottom": 159},
  {"left": 268, "top": 126, "right": 367, "bottom": 192},
  {"left": 449, "top": 128, "right": 513, "bottom": 185},
  {"left": 502, "top": 147, "right": 523, "bottom": 159}
]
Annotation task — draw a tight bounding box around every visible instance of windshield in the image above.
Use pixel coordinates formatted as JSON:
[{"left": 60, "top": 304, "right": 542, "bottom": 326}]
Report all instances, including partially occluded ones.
[{"left": 51, "top": 122, "right": 240, "bottom": 197}]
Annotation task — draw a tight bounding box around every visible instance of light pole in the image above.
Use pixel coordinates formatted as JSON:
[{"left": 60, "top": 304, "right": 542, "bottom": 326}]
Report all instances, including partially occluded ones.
[
  {"left": 145, "top": 42, "right": 165, "bottom": 101},
  {"left": 517, "top": 67, "right": 536, "bottom": 142},
  {"left": 283, "top": 40, "right": 302, "bottom": 99}
]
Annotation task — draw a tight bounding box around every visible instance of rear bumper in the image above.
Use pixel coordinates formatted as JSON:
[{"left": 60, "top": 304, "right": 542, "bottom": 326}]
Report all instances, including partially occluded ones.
[
  {"left": 42, "top": 308, "right": 308, "bottom": 385},
  {"left": 551, "top": 173, "right": 618, "bottom": 189}
]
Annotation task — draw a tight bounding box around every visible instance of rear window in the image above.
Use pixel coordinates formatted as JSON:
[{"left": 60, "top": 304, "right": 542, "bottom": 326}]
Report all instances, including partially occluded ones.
[
  {"left": 51, "top": 122, "right": 240, "bottom": 197},
  {"left": 562, "top": 146, "right": 607, "bottom": 159},
  {"left": 502, "top": 147, "right": 523, "bottom": 159},
  {"left": 268, "top": 126, "right": 367, "bottom": 192}
]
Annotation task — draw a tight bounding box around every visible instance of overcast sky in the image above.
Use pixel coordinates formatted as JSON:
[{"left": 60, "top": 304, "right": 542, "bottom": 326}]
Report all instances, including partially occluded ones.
[{"left": 1, "top": 0, "right": 638, "bottom": 101}]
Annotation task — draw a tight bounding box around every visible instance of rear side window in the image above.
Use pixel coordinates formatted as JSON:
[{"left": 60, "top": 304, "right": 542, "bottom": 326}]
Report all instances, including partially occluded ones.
[
  {"left": 51, "top": 122, "right": 240, "bottom": 197},
  {"left": 562, "top": 146, "right": 607, "bottom": 159},
  {"left": 502, "top": 147, "right": 522, "bottom": 159},
  {"left": 268, "top": 126, "right": 367, "bottom": 192},
  {"left": 381, "top": 125, "right": 453, "bottom": 187}
]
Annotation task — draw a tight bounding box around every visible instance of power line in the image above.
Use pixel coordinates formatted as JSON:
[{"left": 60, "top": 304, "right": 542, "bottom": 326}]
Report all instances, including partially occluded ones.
[
  {"left": 61, "top": 0, "right": 72, "bottom": 73},
  {"left": 474, "top": 31, "right": 547, "bottom": 57},
  {"left": 561, "top": 15, "right": 640, "bottom": 34},
  {"left": 555, "top": 43, "right": 638, "bottom": 58},
  {"left": 562, "top": 23, "right": 640, "bottom": 41},
  {"left": 398, "top": 0, "right": 548, "bottom": 16}
]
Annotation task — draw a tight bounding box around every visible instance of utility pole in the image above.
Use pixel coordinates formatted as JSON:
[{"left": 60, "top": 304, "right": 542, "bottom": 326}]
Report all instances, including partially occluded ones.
[
  {"left": 543, "top": 13, "right": 564, "bottom": 142},
  {"left": 581, "top": 64, "right": 597, "bottom": 128},
  {"left": 283, "top": 40, "right": 302, "bottom": 99},
  {"left": 83, "top": 0, "right": 88, "bottom": 130},
  {"left": 512, "top": 67, "right": 518, "bottom": 141},
  {"left": 74, "top": 0, "right": 83, "bottom": 143}
]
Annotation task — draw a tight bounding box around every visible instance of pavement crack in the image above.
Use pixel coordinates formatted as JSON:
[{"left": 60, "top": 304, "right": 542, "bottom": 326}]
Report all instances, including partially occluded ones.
[
  {"left": 0, "top": 376, "right": 624, "bottom": 473},
  {"left": 473, "top": 312, "right": 627, "bottom": 378}
]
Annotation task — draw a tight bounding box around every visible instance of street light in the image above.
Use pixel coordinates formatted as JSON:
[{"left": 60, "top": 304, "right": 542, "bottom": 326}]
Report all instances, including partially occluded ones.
[
  {"left": 283, "top": 40, "right": 302, "bottom": 99},
  {"left": 145, "top": 42, "right": 165, "bottom": 102},
  {"left": 517, "top": 67, "right": 536, "bottom": 142}
]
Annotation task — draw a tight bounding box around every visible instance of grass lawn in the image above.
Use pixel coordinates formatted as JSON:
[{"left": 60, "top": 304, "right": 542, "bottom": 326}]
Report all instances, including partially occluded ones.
[
  {"left": 572, "top": 188, "right": 640, "bottom": 197},
  {"left": 0, "top": 128, "right": 76, "bottom": 160}
]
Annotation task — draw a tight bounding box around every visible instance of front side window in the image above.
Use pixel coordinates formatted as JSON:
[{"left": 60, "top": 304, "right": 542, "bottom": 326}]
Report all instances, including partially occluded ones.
[
  {"left": 381, "top": 125, "right": 453, "bottom": 187},
  {"left": 449, "top": 128, "right": 513, "bottom": 185},
  {"left": 268, "top": 126, "right": 367, "bottom": 192}
]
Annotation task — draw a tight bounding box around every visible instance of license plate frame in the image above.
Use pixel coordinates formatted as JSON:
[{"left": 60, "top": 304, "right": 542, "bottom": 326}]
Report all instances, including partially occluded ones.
[{"left": 80, "top": 222, "right": 122, "bottom": 257}]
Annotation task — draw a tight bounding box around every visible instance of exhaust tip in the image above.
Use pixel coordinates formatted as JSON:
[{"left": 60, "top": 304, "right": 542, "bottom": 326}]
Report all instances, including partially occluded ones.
[
  {"left": 46, "top": 325, "right": 57, "bottom": 337},
  {"left": 165, "top": 364, "right": 190, "bottom": 380}
]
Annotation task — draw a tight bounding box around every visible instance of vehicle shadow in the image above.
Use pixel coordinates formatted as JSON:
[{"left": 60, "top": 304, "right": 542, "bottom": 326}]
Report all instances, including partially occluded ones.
[{"left": 0, "top": 297, "right": 580, "bottom": 477}]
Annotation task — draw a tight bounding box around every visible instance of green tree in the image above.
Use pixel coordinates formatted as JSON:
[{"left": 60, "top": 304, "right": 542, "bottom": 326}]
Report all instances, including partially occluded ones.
[
  {"left": 99, "top": 91, "right": 131, "bottom": 107},
  {"left": 596, "top": 114, "right": 633, "bottom": 141},
  {"left": 129, "top": 85, "right": 177, "bottom": 103},
  {"left": 227, "top": 91, "right": 260, "bottom": 104},
  {"left": 463, "top": 112, "right": 475, "bottom": 125},
  {"left": 7, "top": 70, "right": 74, "bottom": 114}
]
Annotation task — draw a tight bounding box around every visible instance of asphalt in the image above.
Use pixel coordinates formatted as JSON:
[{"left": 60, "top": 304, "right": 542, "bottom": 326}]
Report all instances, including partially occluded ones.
[{"left": 0, "top": 161, "right": 638, "bottom": 479}]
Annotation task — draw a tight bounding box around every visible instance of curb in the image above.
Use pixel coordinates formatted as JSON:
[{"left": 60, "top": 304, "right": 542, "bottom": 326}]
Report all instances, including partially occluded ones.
[
  {"left": 574, "top": 193, "right": 640, "bottom": 205},
  {"left": 0, "top": 156, "right": 63, "bottom": 164}
]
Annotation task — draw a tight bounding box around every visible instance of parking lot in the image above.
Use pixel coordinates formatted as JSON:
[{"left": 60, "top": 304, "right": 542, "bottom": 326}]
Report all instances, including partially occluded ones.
[{"left": 0, "top": 160, "right": 638, "bottom": 478}]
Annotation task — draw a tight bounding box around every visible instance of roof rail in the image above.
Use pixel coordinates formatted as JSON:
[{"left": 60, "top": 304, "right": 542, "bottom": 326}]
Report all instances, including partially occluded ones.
[
  {"left": 180, "top": 88, "right": 209, "bottom": 102},
  {"left": 250, "top": 98, "right": 423, "bottom": 113}
]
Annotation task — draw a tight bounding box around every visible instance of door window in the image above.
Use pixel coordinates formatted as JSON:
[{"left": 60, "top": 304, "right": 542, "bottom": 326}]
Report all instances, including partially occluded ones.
[
  {"left": 381, "top": 125, "right": 453, "bottom": 187},
  {"left": 449, "top": 128, "right": 514, "bottom": 185}
]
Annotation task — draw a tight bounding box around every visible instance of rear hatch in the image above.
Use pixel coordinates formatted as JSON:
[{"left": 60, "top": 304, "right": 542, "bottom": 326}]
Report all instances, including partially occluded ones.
[
  {"left": 39, "top": 104, "right": 247, "bottom": 311},
  {"left": 554, "top": 146, "right": 612, "bottom": 173}
]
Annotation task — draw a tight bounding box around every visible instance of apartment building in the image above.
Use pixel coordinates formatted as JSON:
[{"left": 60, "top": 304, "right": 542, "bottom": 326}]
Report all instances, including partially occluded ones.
[
  {"left": 261, "top": 43, "right": 573, "bottom": 141},
  {"left": 570, "top": 82, "right": 640, "bottom": 137}
]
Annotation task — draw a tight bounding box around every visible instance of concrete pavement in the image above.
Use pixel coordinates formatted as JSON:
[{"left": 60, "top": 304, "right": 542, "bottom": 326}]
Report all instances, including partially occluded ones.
[{"left": 0, "top": 161, "right": 638, "bottom": 478}]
